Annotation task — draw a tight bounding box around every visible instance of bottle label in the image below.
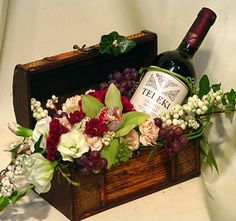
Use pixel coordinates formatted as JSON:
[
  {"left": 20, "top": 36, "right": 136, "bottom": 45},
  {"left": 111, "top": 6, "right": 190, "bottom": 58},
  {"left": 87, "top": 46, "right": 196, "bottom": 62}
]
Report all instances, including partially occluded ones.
[{"left": 130, "top": 69, "right": 188, "bottom": 118}]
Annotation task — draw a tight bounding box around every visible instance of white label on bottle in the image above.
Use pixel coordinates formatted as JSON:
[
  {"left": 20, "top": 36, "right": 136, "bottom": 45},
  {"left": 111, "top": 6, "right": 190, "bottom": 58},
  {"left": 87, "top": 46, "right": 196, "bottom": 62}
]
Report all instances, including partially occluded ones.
[{"left": 130, "top": 70, "right": 188, "bottom": 118}]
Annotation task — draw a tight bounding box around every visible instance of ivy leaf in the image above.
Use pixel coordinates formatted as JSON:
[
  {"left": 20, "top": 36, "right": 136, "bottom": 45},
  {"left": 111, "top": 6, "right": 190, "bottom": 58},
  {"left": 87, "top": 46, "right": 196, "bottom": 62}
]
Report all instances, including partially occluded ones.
[
  {"left": 99, "top": 31, "right": 136, "bottom": 56},
  {"left": 105, "top": 83, "right": 123, "bottom": 111},
  {"left": 0, "top": 196, "right": 10, "bottom": 212},
  {"left": 225, "top": 89, "right": 236, "bottom": 111},
  {"left": 81, "top": 95, "right": 105, "bottom": 118},
  {"left": 101, "top": 139, "right": 119, "bottom": 169},
  {"left": 198, "top": 75, "right": 210, "bottom": 98},
  {"left": 212, "top": 83, "right": 221, "bottom": 92},
  {"left": 116, "top": 112, "right": 149, "bottom": 137}
]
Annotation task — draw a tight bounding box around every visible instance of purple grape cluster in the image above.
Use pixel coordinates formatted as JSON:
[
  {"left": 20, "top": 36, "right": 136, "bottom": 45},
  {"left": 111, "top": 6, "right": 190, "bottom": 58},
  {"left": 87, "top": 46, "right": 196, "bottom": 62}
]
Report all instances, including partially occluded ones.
[
  {"left": 75, "top": 151, "right": 107, "bottom": 175},
  {"left": 100, "top": 67, "right": 140, "bottom": 99},
  {"left": 154, "top": 117, "right": 188, "bottom": 156}
]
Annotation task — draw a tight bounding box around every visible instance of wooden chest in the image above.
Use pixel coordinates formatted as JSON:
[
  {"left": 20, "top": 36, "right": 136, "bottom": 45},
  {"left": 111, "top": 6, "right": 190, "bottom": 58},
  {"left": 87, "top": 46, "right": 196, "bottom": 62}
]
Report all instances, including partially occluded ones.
[{"left": 12, "top": 30, "right": 200, "bottom": 220}]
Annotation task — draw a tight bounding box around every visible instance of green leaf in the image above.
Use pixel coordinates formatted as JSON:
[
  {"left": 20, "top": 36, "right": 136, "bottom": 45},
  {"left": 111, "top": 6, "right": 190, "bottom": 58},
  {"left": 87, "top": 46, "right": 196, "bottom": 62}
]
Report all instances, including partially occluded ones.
[
  {"left": 227, "top": 89, "right": 236, "bottom": 108},
  {"left": 9, "top": 190, "right": 27, "bottom": 204},
  {"left": 0, "top": 196, "right": 10, "bottom": 212},
  {"left": 212, "top": 83, "right": 221, "bottom": 92},
  {"left": 116, "top": 111, "right": 149, "bottom": 137},
  {"left": 101, "top": 139, "right": 119, "bottom": 169},
  {"left": 198, "top": 75, "right": 210, "bottom": 98},
  {"left": 99, "top": 31, "right": 136, "bottom": 56},
  {"left": 105, "top": 83, "right": 123, "bottom": 111},
  {"left": 81, "top": 95, "right": 105, "bottom": 118},
  {"left": 34, "top": 134, "right": 44, "bottom": 153}
]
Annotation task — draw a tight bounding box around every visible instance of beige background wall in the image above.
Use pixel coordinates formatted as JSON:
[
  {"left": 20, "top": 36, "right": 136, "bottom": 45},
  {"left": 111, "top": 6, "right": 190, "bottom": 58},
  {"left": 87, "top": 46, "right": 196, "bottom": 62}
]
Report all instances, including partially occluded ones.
[{"left": 0, "top": 1, "right": 236, "bottom": 220}]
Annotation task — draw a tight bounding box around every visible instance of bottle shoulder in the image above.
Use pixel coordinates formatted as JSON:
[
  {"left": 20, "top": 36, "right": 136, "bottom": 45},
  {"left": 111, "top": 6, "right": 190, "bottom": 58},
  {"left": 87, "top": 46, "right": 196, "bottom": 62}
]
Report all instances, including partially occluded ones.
[{"left": 151, "top": 50, "right": 195, "bottom": 78}]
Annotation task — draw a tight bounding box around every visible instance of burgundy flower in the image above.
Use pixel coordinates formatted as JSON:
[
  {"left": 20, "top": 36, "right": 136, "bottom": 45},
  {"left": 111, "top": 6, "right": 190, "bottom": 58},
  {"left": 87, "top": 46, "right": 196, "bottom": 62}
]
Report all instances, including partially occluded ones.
[
  {"left": 85, "top": 118, "right": 108, "bottom": 137},
  {"left": 121, "top": 96, "right": 135, "bottom": 113},
  {"left": 67, "top": 110, "right": 85, "bottom": 125},
  {"left": 46, "top": 118, "right": 69, "bottom": 161},
  {"left": 88, "top": 90, "right": 107, "bottom": 103}
]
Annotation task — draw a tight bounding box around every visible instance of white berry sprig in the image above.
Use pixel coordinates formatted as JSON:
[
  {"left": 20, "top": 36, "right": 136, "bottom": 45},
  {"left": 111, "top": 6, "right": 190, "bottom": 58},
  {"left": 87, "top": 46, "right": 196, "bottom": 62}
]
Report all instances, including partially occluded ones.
[
  {"left": 46, "top": 95, "right": 58, "bottom": 110},
  {"left": 31, "top": 98, "right": 48, "bottom": 121}
]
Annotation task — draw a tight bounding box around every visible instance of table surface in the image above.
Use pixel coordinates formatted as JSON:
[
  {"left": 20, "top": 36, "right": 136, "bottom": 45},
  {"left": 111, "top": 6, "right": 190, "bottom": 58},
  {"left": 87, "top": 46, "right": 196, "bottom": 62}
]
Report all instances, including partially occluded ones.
[{"left": 0, "top": 176, "right": 210, "bottom": 221}]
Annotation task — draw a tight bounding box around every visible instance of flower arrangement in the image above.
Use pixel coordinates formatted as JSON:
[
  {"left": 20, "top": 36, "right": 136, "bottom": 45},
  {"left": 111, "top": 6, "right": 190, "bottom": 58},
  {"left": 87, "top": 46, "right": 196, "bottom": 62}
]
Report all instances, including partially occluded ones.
[{"left": 0, "top": 32, "right": 236, "bottom": 212}]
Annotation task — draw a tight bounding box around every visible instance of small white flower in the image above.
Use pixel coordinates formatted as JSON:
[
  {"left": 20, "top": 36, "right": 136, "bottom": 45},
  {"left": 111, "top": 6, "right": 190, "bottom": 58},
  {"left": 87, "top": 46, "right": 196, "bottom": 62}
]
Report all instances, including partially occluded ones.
[{"left": 58, "top": 128, "right": 89, "bottom": 162}]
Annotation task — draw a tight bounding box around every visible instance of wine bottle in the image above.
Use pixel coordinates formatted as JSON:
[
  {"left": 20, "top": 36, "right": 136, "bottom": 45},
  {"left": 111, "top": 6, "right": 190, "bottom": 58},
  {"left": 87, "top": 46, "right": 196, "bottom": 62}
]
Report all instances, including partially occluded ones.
[{"left": 131, "top": 7, "right": 217, "bottom": 118}]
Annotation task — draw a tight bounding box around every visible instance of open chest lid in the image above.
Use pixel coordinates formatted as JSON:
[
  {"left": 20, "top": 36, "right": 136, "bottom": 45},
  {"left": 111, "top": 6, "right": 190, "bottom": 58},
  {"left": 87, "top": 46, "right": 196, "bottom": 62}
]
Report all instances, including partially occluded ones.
[{"left": 13, "top": 30, "right": 157, "bottom": 128}]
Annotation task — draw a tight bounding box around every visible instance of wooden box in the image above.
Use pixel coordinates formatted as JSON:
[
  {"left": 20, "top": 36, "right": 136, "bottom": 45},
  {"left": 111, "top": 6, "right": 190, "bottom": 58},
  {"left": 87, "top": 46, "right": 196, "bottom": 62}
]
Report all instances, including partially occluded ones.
[{"left": 12, "top": 30, "right": 200, "bottom": 220}]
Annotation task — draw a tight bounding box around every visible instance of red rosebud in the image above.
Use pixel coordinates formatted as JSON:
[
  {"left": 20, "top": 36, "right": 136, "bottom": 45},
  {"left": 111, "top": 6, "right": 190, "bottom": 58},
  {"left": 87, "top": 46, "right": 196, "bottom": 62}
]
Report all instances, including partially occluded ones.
[
  {"left": 121, "top": 96, "right": 135, "bottom": 113},
  {"left": 88, "top": 90, "right": 107, "bottom": 103}
]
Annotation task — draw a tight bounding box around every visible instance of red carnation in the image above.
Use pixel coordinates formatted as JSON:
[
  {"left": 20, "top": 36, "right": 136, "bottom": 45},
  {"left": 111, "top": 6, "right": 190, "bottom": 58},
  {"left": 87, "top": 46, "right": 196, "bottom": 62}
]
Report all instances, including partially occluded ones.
[
  {"left": 46, "top": 118, "right": 69, "bottom": 161},
  {"left": 67, "top": 110, "right": 85, "bottom": 125},
  {"left": 121, "top": 96, "right": 135, "bottom": 113},
  {"left": 88, "top": 90, "right": 107, "bottom": 103},
  {"left": 85, "top": 118, "right": 108, "bottom": 137}
]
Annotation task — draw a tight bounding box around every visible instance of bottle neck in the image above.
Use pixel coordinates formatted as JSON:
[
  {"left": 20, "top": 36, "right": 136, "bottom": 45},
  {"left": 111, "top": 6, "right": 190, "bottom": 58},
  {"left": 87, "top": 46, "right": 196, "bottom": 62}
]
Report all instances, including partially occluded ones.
[
  {"left": 177, "top": 7, "right": 216, "bottom": 58},
  {"left": 177, "top": 42, "right": 198, "bottom": 58}
]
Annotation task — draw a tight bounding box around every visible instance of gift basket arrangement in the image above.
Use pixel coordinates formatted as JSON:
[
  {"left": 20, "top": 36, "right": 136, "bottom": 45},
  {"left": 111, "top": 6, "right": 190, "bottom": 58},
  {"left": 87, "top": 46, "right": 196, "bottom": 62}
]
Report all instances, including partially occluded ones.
[{"left": 0, "top": 22, "right": 235, "bottom": 221}]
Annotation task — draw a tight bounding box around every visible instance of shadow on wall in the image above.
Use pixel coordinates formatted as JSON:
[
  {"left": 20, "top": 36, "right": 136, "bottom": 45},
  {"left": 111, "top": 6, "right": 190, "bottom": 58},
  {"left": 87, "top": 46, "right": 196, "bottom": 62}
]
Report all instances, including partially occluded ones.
[
  {"left": 201, "top": 114, "right": 236, "bottom": 221},
  {"left": 194, "top": 49, "right": 212, "bottom": 80}
]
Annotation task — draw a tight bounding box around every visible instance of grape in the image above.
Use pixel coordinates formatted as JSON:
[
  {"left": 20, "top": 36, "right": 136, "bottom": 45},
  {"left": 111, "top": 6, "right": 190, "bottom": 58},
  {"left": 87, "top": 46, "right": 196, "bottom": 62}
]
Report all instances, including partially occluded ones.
[
  {"left": 154, "top": 117, "right": 163, "bottom": 127},
  {"left": 167, "top": 128, "right": 175, "bottom": 137},
  {"left": 158, "top": 126, "right": 188, "bottom": 156},
  {"left": 174, "top": 126, "right": 183, "bottom": 136},
  {"left": 100, "top": 82, "right": 108, "bottom": 90},
  {"left": 159, "top": 128, "right": 167, "bottom": 138},
  {"left": 75, "top": 154, "right": 88, "bottom": 166},
  {"left": 87, "top": 160, "right": 94, "bottom": 168},
  {"left": 119, "top": 81, "right": 128, "bottom": 89},
  {"left": 100, "top": 158, "right": 108, "bottom": 169},
  {"left": 75, "top": 151, "right": 108, "bottom": 175},
  {"left": 99, "top": 67, "right": 140, "bottom": 99},
  {"left": 179, "top": 135, "right": 188, "bottom": 146},
  {"left": 79, "top": 167, "right": 90, "bottom": 175},
  {"left": 169, "top": 139, "right": 181, "bottom": 152},
  {"left": 113, "top": 71, "right": 122, "bottom": 81},
  {"left": 89, "top": 150, "right": 100, "bottom": 160}
]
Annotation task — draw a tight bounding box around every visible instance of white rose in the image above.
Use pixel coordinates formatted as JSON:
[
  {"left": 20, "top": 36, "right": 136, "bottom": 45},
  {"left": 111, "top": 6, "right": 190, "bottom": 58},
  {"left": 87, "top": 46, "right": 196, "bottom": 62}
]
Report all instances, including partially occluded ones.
[
  {"left": 31, "top": 117, "right": 51, "bottom": 152},
  {"left": 23, "top": 153, "right": 56, "bottom": 194},
  {"left": 58, "top": 128, "right": 89, "bottom": 162}
]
